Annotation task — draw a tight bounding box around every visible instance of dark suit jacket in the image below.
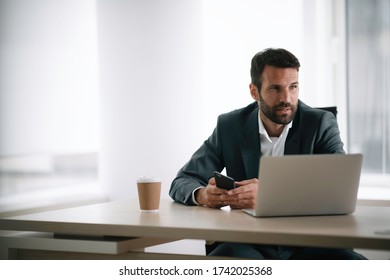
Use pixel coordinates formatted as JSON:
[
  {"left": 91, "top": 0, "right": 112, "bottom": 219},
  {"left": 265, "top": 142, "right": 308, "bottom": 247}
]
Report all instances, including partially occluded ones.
[{"left": 169, "top": 100, "right": 345, "bottom": 205}]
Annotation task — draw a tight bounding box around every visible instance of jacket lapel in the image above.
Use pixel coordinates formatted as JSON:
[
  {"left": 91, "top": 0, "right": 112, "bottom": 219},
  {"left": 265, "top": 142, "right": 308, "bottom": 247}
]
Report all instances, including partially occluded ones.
[
  {"left": 285, "top": 133, "right": 301, "bottom": 154},
  {"left": 285, "top": 102, "right": 302, "bottom": 154},
  {"left": 241, "top": 108, "right": 261, "bottom": 179}
]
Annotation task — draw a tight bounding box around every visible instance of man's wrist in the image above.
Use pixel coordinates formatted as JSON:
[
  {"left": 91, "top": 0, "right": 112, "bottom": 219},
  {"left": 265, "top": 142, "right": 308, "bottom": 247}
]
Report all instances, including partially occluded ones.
[{"left": 192, "top": 186, "right": 205, "bottom": 205}]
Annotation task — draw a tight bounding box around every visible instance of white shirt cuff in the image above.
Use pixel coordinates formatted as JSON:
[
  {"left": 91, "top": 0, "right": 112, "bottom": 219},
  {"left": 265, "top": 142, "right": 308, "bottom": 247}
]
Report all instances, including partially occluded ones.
[{"left": 192, "top": 186, "right": 205, "bottom": 205}]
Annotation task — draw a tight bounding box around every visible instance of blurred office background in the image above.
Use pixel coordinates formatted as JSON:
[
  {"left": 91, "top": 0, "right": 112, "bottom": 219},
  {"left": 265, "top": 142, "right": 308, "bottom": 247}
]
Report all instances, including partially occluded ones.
[{"left": 0, "top": 0, "right": 389, "bottom": 226}]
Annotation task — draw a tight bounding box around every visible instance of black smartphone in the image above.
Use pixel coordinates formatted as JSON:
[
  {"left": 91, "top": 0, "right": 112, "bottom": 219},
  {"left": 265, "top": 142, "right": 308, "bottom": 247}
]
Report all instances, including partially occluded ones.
[{"left": 213, "top": 171, "right": 235, "bottom": 190}]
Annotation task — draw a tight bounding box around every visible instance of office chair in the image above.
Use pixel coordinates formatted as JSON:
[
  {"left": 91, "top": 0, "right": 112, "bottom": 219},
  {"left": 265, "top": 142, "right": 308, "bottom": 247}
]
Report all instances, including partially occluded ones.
[{"left": 316, "top": 106, "right": 337, "bottom": 118}]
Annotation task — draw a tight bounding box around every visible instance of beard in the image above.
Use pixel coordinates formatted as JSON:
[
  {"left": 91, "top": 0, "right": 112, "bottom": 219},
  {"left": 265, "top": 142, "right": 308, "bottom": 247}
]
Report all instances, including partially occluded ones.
[{"left": 259, "top": 94, "right": 297, "bottom": 125}]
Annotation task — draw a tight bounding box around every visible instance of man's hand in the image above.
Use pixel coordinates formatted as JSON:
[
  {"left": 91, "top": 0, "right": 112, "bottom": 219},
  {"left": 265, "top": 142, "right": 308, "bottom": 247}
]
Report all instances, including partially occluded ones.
[
  {"left": 220, "top": 178, "right": 258, "bottom": 209},
  {"left": 195, "top": 177, "right": 229, "bottom": 208},
  {"left": 195, "top": 177, "right": 258, "bottom": 209}
]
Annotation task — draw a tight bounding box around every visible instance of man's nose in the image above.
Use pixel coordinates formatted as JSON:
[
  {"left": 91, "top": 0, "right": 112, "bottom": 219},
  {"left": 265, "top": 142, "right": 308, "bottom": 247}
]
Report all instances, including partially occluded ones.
[{"left": 279, "top": 87, "right": 292, "bottom": 103}]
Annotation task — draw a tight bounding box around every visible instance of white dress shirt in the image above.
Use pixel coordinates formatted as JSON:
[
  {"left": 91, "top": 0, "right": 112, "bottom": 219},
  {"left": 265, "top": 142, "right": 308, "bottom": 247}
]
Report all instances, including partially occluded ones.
[{"left": 258, "top": 112, "right": 292, "bottom": 157}]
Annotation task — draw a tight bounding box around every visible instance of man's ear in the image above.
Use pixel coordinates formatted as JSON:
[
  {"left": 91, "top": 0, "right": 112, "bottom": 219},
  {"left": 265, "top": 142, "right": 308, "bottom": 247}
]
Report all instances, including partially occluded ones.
[{"left": 249, "top": 83, "right": 259, "bottom": 101}]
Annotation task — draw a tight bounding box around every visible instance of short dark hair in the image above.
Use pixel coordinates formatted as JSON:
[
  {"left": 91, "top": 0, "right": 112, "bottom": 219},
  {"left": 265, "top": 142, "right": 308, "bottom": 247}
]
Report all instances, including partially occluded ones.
[{"left": 250, "top": 48, "right": 300, "bottom": 90}]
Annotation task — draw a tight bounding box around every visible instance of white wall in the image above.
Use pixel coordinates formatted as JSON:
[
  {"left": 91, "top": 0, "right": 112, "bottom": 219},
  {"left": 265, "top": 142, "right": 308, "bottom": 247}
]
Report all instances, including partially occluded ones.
[
  {"left": 96, "top": 0, "right": 204, "bottom": 200},
  {"left": 96, "top": 0, "right": 309, "bottom": 201},
  {"left": 201, "top": 0, "right": 304, "bottom": 133}
]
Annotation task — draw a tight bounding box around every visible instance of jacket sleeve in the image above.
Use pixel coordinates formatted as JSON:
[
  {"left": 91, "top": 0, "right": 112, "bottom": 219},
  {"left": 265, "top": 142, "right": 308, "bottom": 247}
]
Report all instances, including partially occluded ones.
[
  {"left": 314, "top": 111, "right": 345, "bottom": 154},
  {"left": 169, "top": 118, "right": 225, "bottom": 205}
]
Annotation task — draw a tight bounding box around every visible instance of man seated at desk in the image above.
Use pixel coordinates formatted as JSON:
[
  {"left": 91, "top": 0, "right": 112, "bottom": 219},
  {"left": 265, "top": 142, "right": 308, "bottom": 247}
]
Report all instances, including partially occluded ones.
[{"left": 169, "top": 48, "right": 367, "bottom": 260}]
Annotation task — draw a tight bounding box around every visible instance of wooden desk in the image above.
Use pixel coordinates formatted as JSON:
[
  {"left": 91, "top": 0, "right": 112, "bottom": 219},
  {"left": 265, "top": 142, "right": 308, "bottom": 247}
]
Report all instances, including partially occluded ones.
[{"left": 1, "top": 199, "right": 390, "bottom": 259}]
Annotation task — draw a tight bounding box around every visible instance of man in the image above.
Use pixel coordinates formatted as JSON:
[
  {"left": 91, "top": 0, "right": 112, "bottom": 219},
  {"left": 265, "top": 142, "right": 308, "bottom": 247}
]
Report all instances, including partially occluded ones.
[{"left": 169, "top": 48, "right": 366, "bottom": 259}]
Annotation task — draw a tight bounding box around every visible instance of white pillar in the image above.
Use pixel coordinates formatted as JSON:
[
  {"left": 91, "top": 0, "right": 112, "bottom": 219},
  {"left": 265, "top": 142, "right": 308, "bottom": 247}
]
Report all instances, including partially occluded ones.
[{"left": 96, "top": 0, "right": 203, "bottom": 200}]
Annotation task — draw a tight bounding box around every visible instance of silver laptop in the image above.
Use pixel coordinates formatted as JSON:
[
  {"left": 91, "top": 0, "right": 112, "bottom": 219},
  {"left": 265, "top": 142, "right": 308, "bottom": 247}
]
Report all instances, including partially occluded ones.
[{"left": 243, "top": 154, "right": 363, "bottom": 217}]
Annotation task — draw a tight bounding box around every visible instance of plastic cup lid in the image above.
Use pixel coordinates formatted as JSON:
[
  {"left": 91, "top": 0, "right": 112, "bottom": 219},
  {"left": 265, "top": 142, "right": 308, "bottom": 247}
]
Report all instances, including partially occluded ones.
[{"left": 137, "top": 177, "right": 161, "bottom": 183}]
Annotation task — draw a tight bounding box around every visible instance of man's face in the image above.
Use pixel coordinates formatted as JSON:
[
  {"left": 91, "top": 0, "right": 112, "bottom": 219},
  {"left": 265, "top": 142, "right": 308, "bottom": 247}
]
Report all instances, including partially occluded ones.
[{"left": 255, "top": 65, "right": 299, "bottom": 125}]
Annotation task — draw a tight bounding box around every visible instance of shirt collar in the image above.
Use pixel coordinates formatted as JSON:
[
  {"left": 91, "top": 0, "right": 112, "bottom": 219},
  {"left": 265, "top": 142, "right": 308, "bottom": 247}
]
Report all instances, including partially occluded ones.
[{"left": 258, "top": 110, "right": 293, "bottom": 142}]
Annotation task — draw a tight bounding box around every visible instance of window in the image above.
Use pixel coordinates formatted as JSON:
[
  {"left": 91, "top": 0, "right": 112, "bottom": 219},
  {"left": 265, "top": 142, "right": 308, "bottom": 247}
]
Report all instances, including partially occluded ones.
[
  {"left": 0, "top": 0, "right": 102, "bottom": 216},
  {"left": 347, "top": 0, "right": 390, "bottom": 183}
]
